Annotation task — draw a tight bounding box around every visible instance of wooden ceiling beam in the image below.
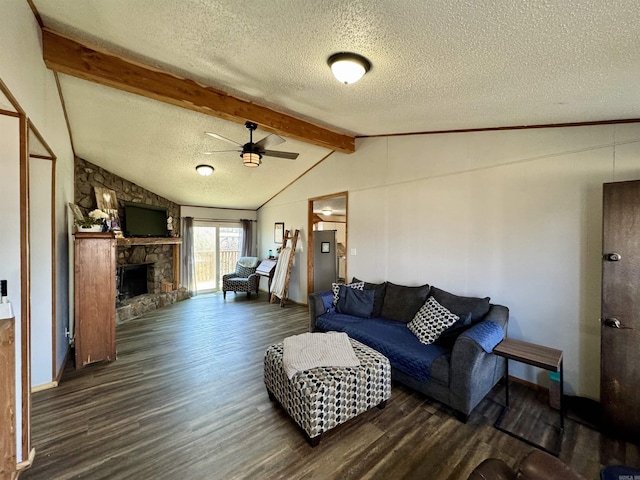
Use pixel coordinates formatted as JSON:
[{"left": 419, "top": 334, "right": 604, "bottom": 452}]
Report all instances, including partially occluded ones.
[{"left": 42, "top": 28, "right": 355, "bottom": 154}]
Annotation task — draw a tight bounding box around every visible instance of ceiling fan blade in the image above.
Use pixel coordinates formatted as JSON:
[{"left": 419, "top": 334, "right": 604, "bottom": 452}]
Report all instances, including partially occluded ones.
[
  {"left": 255, "top": 133, "right": 285, "bottom": 149},
  {"left": 263, "top": 150, "right": 299, "bottom": 160},
  {"left": 205, "top": 131, "right": 242, "bottom": 146},
  {"left": 203, "top": 149, "right": 241, "bottom": 155}
]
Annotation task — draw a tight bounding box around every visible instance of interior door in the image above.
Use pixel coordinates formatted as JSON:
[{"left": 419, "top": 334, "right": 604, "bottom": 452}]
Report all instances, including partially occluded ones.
[
  {"left": 601, "top": 180, "right": 640, "bottom": 439},
  {"left": 313, "top": 230, "right": 337, "bottom": 292}
]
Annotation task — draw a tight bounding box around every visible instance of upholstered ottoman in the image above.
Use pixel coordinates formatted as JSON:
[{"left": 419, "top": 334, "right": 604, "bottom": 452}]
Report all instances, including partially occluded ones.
[{"left": 264, "top": 337, "right": 391, "bottom": 446}]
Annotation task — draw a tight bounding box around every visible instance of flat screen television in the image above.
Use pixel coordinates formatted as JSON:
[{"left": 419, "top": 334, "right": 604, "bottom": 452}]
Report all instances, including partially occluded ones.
[{"left": 124, "top": 202, "right": 168, "bottom": 237}]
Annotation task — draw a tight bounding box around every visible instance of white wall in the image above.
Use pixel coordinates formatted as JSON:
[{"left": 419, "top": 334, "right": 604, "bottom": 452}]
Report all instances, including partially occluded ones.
[
  {"left": 0, "top": 0, "right": 75, "bottom": 460},
  {"left": 29, "top": 158, "right": 54, "bottom": 387},
  {"left": 257, "top": 123, "right": 640, "bottom": 400},
  {"left": 1, "top": 0, "right": 75, "bottom": 384}
]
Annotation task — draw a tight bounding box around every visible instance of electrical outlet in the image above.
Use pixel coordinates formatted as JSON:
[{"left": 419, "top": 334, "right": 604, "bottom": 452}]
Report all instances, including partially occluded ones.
[{"left": 350, "top": 248, "right": 357, "bottom": 256}]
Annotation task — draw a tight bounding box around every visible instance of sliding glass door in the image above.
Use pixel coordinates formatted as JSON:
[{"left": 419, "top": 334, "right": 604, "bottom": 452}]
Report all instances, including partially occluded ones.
[{"left": 193, "top": 222, "right": 241, "bottom": 293}]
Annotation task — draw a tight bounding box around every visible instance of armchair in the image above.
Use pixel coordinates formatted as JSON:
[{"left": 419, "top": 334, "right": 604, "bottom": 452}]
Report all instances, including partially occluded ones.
[{"left": 222, "top": 257, "right": 260, "bottom": 299}]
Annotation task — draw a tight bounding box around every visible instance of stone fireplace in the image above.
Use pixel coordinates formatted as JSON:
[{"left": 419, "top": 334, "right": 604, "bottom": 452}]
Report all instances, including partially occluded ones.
[
  {"left": 74, "top": 157, "right": 189, "bottom": 324},
  {"left": 114, "top": 238, "right": 188, "bottom": 324}
]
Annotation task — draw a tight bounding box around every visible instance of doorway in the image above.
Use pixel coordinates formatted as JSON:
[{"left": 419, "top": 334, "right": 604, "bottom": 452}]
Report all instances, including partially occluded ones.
[
  {"left": 193, "top": 222, "right": 242, "bottom": 293},
  {"left": 307, "top": 192, "right": 348, "bottom": 295}
]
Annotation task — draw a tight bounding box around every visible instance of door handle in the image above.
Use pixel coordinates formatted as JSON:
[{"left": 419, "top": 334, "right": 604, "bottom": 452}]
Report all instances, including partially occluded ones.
[
  {"left": 603, "top": 253, "right": 622, "bottom": 262},
  {"left": 601, "top": 318, "right": 621, "bottom": 328},
  {"left": 600, "top": 318, "right": 633, "bottom": 329}
]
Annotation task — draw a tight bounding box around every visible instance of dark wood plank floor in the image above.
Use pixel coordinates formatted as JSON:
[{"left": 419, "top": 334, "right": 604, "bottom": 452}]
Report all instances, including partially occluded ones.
[{"left": 23, "top": 293, "right": 639, "bottom": 479}]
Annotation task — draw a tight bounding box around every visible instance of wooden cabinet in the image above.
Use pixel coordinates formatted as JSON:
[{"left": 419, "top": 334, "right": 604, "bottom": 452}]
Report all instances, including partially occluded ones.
[{"left": 74, "top": 232, "right": 116, "bottom": 368}]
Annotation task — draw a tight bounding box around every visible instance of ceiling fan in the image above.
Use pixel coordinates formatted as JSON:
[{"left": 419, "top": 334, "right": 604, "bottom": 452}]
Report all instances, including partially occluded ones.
[{"left": 204, "top": 121, "right": 299, "bottom": 167}]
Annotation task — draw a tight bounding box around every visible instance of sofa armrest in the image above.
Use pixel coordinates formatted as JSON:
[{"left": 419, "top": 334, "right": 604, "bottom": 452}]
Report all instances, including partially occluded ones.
[
  {"left": 308, "top": 290, "right": 332, "bottom": 332},
  {"left": 222, "top": 273, "right": 236, "bottom": 282},
  {"left": 248, "top": 273, "right": 259, "bottom": 287},
  {"left": 449, "top": 305, "right": 509, "bottom": 415}
]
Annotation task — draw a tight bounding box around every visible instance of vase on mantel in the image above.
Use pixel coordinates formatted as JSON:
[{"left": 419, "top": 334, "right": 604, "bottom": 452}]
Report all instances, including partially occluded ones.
[{"left": 77, "top": 225, "right": 103, "bottom": 233}]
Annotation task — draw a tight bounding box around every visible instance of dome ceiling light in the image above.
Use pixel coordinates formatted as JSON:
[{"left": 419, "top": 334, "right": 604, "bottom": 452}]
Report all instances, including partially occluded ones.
[
  {"left": 196, "top": 164, "right": 214, "bottom": 176},
  {"left": 328, "top": 52, "right": 371, "bottom": 84}
]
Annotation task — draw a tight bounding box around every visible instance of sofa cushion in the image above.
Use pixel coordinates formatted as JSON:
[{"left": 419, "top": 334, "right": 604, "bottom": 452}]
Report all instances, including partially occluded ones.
[
  {"left": 331, "top": 281, "right": 364, "bottom": 306},
  {"left": 316, "top": 313, "right": 449, "bottom": 381},
  {"left": 430, "top": 286, "right": 491, "bottom": 323},
  {"left": 381, "top": 282, "right": 430, "bottom": 323},
  {"left": 352, "top": 277, "right": 387, "bottom": 318},
  {"left": 336, "top": 286, "right": 375, "bottom": 318},
  {"left": 408, "top": 297, "right": 460, "bottom": 345}
]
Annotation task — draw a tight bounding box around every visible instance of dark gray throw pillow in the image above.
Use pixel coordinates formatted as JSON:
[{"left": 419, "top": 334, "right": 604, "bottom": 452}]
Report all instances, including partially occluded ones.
[
  {"left": 435, "top": 312, "right": 473, "bottom": 347},
  {"left": 430, "top": 286, "right": 490, "bottom": 323},
  {"left": 351, "top": 277, "right": 387, "bottom": 318},
  {"left": 336, "top": 285, "right": 375, "bottom": 318},
  {"left": 380, "top": 282, "right": 430, "bottom": 323}
]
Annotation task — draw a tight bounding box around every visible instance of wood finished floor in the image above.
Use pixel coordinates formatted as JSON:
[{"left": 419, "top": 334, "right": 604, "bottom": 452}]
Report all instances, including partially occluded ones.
[{"left": 23, "top": 293, "right": 640, "bottom": 480}]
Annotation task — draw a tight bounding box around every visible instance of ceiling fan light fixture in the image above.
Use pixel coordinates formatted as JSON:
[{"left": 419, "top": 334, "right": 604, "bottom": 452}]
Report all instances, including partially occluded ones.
[
  {"left": 328, "top": 52, "right": 371, "bottom": 84},
  {"left": 322, "top": 208, "right": 333, "bottom": 216},
  {"left": 242, "top": 152, "right": 261, "bottom": 167},
  {"left": 196, "top": 164, "right": 214, "bottom": 176}
]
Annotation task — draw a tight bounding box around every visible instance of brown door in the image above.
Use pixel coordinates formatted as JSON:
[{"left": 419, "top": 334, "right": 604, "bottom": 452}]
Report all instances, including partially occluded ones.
[{"left": 601, "top": 180, "right": 640, "bottom": 439}]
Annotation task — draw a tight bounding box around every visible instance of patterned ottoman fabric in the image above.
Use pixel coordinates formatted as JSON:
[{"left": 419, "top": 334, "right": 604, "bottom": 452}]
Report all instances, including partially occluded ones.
[{"left": 264, "top": 338, "right": 391, "bottom": 443}]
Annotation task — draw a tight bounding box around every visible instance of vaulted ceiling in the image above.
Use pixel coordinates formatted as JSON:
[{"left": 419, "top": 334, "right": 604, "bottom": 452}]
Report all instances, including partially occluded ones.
[{"left": 32, "top": 1, "right": 640, "bottom": 209}]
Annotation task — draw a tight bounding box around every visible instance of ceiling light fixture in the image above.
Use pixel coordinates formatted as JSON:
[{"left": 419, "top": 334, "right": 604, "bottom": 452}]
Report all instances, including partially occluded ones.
[
  {"left": 242, "top": 151, "right": 261, "bottom": 167},
  {"left": 196, "top": 164, "right": 214, "bottom": 176},
  {"left": 322, "top": 208, "right": 333, "bottom": 216},
  {"left": 328, "top": 52, "right": 371, "bottom": 84}
]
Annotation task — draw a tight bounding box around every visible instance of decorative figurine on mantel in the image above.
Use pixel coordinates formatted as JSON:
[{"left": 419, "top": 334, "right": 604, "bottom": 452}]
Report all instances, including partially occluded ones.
[{"left": 167, "top": 216, "right": 174, "bottom": 237}]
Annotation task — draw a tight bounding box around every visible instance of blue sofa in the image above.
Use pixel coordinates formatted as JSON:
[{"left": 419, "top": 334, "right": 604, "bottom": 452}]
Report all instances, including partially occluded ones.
[{"left": 308, "top": 281, "right": 509, "bottom": 421}]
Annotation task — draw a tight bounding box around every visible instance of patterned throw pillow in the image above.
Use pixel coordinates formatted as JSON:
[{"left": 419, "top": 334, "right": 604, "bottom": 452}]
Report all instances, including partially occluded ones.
[
  {"left": 331, "top": 281, "right": 364, "bottom": 306},
  {"left": 408, "top": 297, "right": 460, "bottom": 345}
]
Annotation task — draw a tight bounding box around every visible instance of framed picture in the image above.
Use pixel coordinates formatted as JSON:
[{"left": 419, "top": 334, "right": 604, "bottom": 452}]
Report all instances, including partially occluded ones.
[
  {"left": 108, "top": 211, "right": 121, "bottom": 231},
  {"left": 95, "top": 187, "right": 118, "bottom": 211},
  {"left": 321, "top": 242, "right": 330, "bottom": 253},
  {"left": 68, "top": 202, "right": 84, "bottom": 222},
  {"left": 274, "top": 222, "right": 284, "bottom": 243}
]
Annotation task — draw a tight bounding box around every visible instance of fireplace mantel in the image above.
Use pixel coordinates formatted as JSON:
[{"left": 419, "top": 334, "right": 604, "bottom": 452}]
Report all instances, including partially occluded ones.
[
  {"left": 116, "top": 237, "right": 182, "bottom": 246},
  {"left": 116, "top": 237, "right": 182, "bottom": 288}
]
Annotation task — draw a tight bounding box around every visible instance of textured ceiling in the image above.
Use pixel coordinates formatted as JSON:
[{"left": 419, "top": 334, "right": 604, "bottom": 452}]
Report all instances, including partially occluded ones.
[{"left": 32, "top": 0, "right": 640, "bottom": 209}]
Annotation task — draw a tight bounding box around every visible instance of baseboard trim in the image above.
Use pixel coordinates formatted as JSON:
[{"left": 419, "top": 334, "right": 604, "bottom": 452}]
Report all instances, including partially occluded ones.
[
  {"left": 31, "top": 381, "right": 58, "bottom": 393},
  {"left": 16, "top": 447, "right": 35, "bottom": 474}
]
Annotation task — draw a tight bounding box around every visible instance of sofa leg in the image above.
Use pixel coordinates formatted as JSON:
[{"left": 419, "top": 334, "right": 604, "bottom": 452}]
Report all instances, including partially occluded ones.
[
  {"left": 377, "top": 400, "right": 387, "bottom": 410},
  {"left": 455, "top": 411, "right": 469, "bottom": 424},
  {"left": 247, "top": 292, "right": 250, "bottom": 298},
  {"left": 307, "top": 434, "right": 321, "bottom": 447},
  {"left": 223, "top": 291, "right": 226, "bottom": 299}
]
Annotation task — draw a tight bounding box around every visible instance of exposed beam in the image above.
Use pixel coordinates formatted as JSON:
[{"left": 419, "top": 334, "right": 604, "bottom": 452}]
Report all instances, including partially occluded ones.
[{"left": 42, "top": 28, "right": 355, "bottom": 154}]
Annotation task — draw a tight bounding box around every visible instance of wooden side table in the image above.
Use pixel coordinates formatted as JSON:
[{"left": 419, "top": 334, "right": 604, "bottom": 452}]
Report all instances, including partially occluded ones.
[{"left": 493, "top": 337, "right": 564, "bottom": 456}]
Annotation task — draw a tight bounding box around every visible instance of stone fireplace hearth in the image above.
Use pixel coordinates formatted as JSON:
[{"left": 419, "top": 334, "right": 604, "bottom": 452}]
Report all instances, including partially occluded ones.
[{"left": 114, "top": 237, "right": 188, "bottom": 324}]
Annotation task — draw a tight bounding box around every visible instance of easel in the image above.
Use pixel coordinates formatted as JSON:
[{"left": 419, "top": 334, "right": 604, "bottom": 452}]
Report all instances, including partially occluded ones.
[{"left": 270, "top": 229, "right": 299, "bottom": 307}]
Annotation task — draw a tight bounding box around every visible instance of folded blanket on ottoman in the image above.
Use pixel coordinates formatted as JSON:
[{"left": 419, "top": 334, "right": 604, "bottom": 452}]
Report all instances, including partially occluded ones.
[{"left": 283, "top": 332, "right": 360, "bottom": 379}]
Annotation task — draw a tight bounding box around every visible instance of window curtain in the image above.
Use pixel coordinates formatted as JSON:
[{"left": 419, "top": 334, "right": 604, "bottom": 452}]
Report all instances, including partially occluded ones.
[
  {"left": 182, "top": 216, "right": 197, "bottom": 296},
  {"left": 241, "top": 219, "right": 256, "bottom": 257}
]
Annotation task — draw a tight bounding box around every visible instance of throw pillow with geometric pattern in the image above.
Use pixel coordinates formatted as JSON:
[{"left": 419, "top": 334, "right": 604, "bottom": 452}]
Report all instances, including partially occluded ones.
[
  {"left": 331, "top": 281, "right": 364, "bottom": 306},
  {"left": 408, "top": 296, "right": 460, "bottom": 345}
]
